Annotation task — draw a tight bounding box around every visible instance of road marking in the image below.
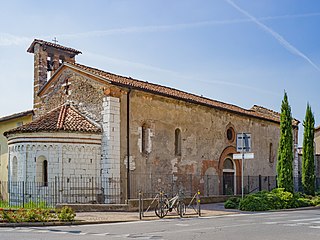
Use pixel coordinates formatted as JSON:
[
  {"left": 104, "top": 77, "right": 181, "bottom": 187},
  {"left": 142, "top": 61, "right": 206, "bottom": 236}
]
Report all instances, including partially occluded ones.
[
  {"left": 309, "top": 226, "right": 320, "bottom": 229},
  {"left": 290, "top": 218, "right": 320, "bottom": 222},
  {"left": 283, "top": 223, "right": 299, "bottom": 227},
  {"left": 175, "top": 223, "right": 190, "bottom": 226},
  {"left": 91, "top": 233, "right": 109, "bottom": 236},
  {"left": 0, "top": 229, "right": 15, "bottom": 232}
]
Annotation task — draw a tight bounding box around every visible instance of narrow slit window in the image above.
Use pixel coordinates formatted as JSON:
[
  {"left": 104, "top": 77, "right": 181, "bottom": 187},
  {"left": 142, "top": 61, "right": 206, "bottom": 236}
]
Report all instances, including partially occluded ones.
[
  {"left": 269, "top": 143, "right": 274, "bottom": 163},
  {"left": 175, "top": 128, "right": 182, "bottom": 156},
  {"left": 43, "top": 160, "right": 48, "bottom": 186}
]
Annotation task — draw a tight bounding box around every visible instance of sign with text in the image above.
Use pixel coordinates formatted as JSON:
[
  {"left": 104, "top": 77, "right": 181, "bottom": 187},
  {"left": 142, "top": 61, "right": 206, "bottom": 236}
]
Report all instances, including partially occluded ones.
[
  {"left": 233, "top": 153, "right": 254, "bottom": 159},
  {"left": 236, "top": 133, "right": 251, "bottom": 152}
]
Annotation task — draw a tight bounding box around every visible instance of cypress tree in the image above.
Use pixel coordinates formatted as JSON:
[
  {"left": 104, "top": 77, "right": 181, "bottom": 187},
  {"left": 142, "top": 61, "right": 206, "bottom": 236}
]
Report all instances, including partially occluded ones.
[
  {"left": 302, "top": 103, "right": 315, "bottom": 195},
  {"left": 277, "top": 92, "right": 294, "bottom": 193}
]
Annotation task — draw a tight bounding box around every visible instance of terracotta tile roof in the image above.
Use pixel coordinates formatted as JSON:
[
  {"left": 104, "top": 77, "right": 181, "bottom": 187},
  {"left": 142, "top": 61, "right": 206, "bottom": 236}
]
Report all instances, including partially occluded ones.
[
  {"left": 4, "top": 104, "right": 101, "bottom": 136},
  {"left": 66, "top": 62, "right": 299, "bottom": 126},
  {"left": 0, "top": 110, "right": 33, "bottom": 123},
  {"left": 251, "top": 105, "right": 300, "bottom": 126},
  {"left": 27, "top": 39, "right": 82, "bottom": 55}
]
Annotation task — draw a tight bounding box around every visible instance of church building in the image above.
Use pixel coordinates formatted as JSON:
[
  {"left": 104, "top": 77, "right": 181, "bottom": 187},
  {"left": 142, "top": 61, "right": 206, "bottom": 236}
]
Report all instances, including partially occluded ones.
[{"left": 3, "top": 39, "right": 299, "bottom": 204}]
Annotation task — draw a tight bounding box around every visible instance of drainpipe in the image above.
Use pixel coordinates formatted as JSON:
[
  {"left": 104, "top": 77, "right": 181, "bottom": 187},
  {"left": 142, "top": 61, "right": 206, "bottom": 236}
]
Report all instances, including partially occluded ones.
[{"left": 126, "top": 89, "right": 131, "bottom": 201}]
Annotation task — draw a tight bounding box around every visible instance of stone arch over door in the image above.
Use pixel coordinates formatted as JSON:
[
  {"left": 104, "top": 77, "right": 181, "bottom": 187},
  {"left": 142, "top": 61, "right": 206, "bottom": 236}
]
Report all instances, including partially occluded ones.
[{"left": 218, "top": 146, "right": 241, "bottom": 194}]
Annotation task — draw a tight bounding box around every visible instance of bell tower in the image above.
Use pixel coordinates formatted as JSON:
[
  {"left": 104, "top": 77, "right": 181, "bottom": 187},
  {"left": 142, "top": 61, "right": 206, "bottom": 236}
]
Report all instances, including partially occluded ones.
[{"left": 27, "top": 39, "right": 82, "bottom": 113}]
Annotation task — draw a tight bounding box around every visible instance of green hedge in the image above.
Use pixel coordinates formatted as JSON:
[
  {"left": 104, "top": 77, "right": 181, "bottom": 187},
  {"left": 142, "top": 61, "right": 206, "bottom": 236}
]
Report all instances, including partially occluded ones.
[
  {"left": 225, "top": 188, "right": 320, "bottom": 211},
  {"left": 0, "top": 206, "right": 76, "bottom": 223}
]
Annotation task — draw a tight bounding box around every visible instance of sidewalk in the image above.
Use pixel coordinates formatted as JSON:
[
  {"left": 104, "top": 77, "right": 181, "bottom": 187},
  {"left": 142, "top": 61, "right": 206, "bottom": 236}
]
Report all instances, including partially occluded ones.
[
  {"left": 75, "top": 203, "right": 240, "bottom": 223},
  {"left": 0, "top": 203, "right": 240, "bottom": 227}
]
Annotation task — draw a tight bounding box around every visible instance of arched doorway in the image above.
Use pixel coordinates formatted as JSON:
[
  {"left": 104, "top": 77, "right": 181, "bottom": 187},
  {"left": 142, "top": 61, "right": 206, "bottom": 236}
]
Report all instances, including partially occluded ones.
[{"left": 223, "top": 157, "right": 236, "bottom": 195}]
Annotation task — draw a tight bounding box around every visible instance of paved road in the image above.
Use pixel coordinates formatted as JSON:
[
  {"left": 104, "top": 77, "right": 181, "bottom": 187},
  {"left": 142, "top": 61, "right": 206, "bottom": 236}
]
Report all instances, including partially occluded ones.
[{"left": 1, "top": 209, "right": 320, "bottom": 239}]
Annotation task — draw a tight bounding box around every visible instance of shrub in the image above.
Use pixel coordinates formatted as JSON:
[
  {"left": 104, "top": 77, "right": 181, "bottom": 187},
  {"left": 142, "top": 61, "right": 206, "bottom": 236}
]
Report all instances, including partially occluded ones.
[
  {"left": 1, "top": 210, "right": 18, "bottom": 223},
  {"left": 224, "top": 197, "right": 241, "bottom": 209},
  {"left": 270, "top": 188, "right": 294, "bottom": 209},
  {"left": 56, "top": 206, "right": 76, "bottom": 222},
  {"left": 311, "top": 196, "right": 320, "bottom": 206},
  {"left": 23, "top": 208, "right": 52, "bottom": 222},
  {"left": 0, "top": 208, "right": 53, "bottom": 223},
  {"left": 238, "top": 188, "right": 317, "bottom": 211},
  {"left": 239, "top": 192, "right": 271, "bottom": 211}
]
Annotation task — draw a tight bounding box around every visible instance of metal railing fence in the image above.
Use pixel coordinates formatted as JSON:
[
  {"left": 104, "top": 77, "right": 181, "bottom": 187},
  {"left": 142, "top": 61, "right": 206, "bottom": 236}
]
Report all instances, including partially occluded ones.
[{"left": 1, "top": 175, "right": 320, "bottom": 208}]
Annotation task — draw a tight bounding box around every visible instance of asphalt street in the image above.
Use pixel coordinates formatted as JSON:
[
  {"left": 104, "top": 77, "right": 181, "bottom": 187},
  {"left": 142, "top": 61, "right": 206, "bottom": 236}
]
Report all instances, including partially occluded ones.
[{"left": 1, "top": 209, "right": 320, "bottom": 240}]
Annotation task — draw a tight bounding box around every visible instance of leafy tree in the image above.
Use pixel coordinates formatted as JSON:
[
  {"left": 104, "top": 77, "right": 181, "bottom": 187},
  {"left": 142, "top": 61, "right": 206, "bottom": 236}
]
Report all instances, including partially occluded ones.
[
  {"left": 277, "top": 92, "right": 294, "bottom": 193},
  {"left": 302, "top": 103, "right": 315, "bottom": 195}
]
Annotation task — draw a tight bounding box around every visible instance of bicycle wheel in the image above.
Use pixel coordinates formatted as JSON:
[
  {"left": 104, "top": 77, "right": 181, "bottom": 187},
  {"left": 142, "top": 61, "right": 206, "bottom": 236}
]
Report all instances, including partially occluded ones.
[
  {"left": 176, "top": 201, "right": 186, "bottom": 217},
  {"left": 155, "top": 201, "right": 169, "bottom": 218}
]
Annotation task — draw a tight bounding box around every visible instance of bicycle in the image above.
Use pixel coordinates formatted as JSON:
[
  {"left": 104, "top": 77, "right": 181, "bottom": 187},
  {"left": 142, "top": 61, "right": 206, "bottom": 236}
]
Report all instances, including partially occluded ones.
[{"left": 155, "top": 191, "right": 186, "bottom": 218}]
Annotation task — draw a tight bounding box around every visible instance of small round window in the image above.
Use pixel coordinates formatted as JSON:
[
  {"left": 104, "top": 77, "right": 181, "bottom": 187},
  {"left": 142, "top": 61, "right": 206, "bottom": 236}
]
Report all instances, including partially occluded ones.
[{"left": 227, "top": 127, "right": 235, "bottom": 142}]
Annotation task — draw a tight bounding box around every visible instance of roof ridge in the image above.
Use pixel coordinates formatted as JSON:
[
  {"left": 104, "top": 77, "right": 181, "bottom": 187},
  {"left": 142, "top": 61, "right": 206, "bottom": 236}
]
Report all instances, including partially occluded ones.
[
  {"left": 57, "top": 104, "right": 67, "bottom": 129},
  {"left": 27, "top": 39, "right": 82, "bottom": 54},
  {"left": 71, "top": 62, "right": 252, "bottom": 112},
  {"left": 4, "top": 103, "right": 101, "bottom": 136},
  {"left": 0, "top": 110, "right": 34, "bottom": 123},
  {"left": 69, "top": 62, "right": 288, "bottom": 125}
]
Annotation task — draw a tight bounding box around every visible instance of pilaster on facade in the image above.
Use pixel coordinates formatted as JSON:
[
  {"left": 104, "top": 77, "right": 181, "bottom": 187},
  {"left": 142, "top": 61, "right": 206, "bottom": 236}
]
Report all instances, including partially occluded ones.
[{"left": 101, "top": 96, "right": 121, "bottom": 203}]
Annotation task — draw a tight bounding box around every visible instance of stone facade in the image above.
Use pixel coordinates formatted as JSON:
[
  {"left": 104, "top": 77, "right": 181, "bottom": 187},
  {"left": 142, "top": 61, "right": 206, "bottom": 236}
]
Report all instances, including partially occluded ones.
[
  {"left": 7, "top": 132, "right": 101, "bottom": 204},
  {"left": 3, "top": 39, "right": 300, "bottom": 205}
]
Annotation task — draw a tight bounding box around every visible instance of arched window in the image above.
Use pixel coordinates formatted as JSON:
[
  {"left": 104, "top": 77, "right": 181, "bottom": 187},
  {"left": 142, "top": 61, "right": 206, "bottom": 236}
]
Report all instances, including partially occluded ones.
[
  {"left": 175, "top": 128, "right": 181, "bottom": 156},
  {"left": 141, "top": 124, "right": 147, "bottom": 153},
  {"left": 43, "top": 160, "right": 48, "bottom": 186},
  {"left": 36, "top": 156, "right": 48, "bottom": 186},
  {"left": 11, "top": 156, "right": 18, "bottom": 182},
  {"left": 59, "top": 55, "right": 65, "bottom": 66},
  {"left": 269, "top": 142, "right": 274, "bottom": 163},
  {"left": 223, "top": 158, "right": 234, "bottom": 170},
  {"left": 226, "top": 126, "right": 235, "bottom": 142}
]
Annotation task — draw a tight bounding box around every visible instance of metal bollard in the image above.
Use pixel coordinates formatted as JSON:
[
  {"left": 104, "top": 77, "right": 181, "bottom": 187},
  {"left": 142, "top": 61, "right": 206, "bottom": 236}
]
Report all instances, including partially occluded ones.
[
  {"left": 197, "top": 190, "right": 201, "bottom": 217},
  {"left": 139, "top": 190, "right": 142, "bottom": 220}
]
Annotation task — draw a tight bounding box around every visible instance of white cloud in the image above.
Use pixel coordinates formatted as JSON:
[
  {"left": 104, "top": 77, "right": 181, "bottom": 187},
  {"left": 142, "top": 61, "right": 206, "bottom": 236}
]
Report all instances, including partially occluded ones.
[
  {"left": 0, "top": 33, "right": 31, "bottom": 46},
  {"left": 54, "top": 12, "right": 320, "bottom": 39},
  {"left": 1, "top": 11, "right": 320, "bottom": 46},
  {"left": 225, "top": 0, "right": 320, "bottom": 72}
]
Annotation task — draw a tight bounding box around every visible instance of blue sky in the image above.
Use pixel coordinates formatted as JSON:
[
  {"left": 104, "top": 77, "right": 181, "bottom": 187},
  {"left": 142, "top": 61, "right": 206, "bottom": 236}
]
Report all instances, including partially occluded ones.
[{"left": 1, "top": 0, "right": 320, "bottom": 145}]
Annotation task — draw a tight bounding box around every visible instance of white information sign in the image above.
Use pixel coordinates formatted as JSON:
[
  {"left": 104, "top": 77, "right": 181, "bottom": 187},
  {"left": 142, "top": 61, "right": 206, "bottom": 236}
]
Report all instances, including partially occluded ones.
[{"left": 233, "top": 153, "right": 254, "bottom": 160}]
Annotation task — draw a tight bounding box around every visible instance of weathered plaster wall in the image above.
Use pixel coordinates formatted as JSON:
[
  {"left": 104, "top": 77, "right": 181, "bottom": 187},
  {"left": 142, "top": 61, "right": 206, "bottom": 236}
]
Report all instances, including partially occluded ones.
[
  {"left": 125, "top": 90, "right": 280, "bottom": 176},
  {"left": 37, "top": 70, "right": 106, "bottom": 122},
  {"left": 0, "top": 114, "right": 33, "bottom": 200},
  {"left": 33, "top": 67, "right": 284, "bottom": 198},
  {"left": 315, "top": 129, "right": 320, "bottom": 155},
  {"left": 117, "top": 90, "right": 282, "bottom": 196}
]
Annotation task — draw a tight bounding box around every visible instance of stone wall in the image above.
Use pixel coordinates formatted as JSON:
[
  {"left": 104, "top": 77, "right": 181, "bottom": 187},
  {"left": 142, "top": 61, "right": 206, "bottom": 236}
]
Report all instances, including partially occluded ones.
[
  {"left": 31, "top": 66, "right": 285, "bottom": 199},
  {"left": 120, "top": 90, "right": 281, "bottom": 196},
  {"left": 7, "top": 132, "right": 102, "bottom": 205},
  {"left": 36, "top": 70, "right": 105, "bottom": 122}
]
